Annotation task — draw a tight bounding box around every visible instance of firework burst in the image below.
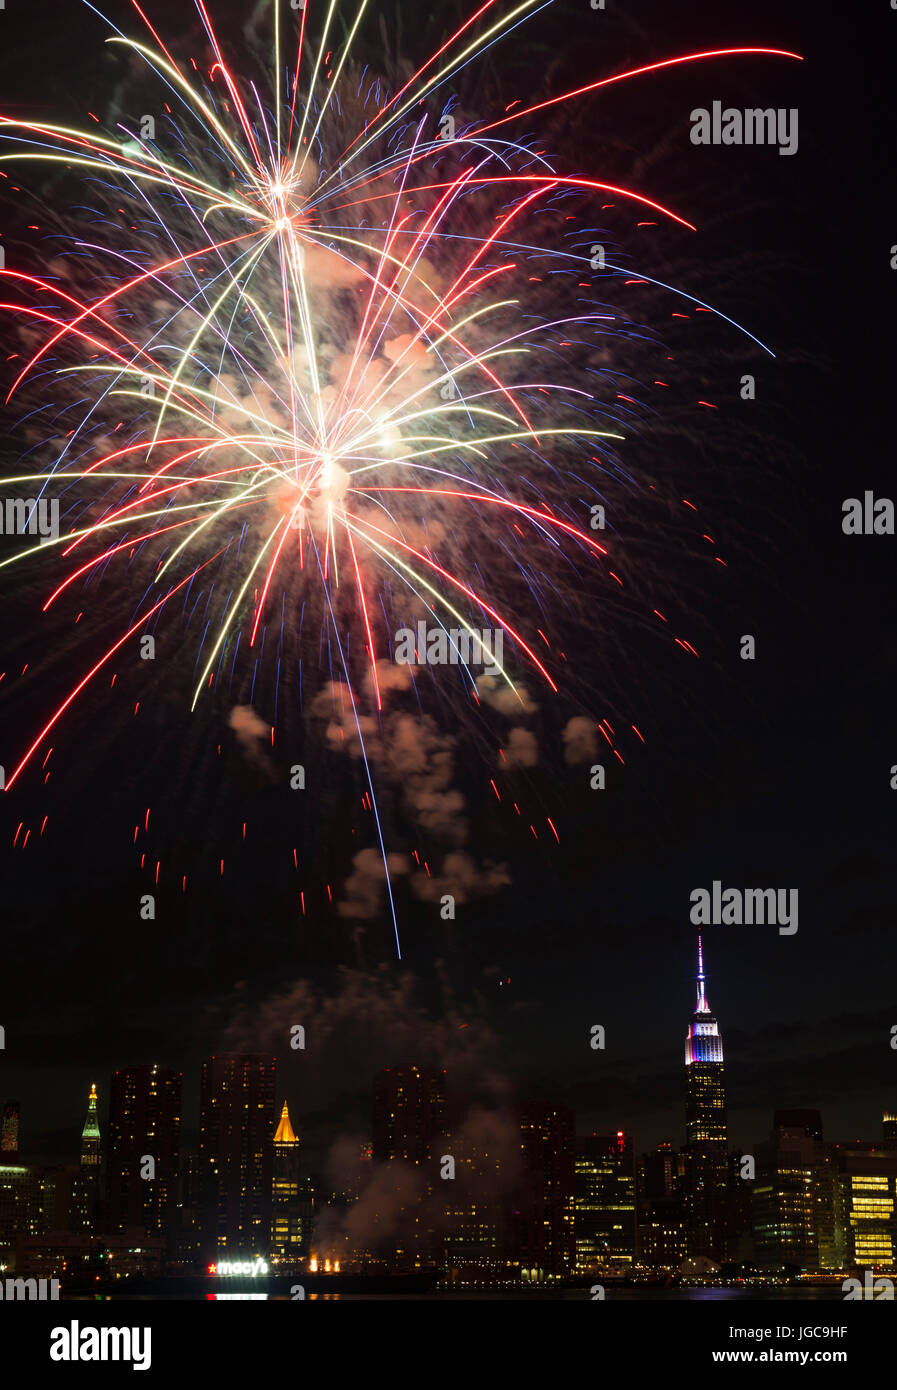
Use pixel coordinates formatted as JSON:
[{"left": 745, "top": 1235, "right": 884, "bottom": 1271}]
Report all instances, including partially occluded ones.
[{"left": 0, "top": 0, "right": 801, "bottom": 954}]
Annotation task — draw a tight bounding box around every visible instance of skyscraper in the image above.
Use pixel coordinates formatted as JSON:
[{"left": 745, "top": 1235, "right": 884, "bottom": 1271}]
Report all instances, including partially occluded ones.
[
  {"left": 0, "top": 1164, "right": 55, "bottom": 1259},
  {"left": 372, "top": 1065, "right": 446, "bottom": 1166},
  {"left": 1, "top": 1101, "right": 20, "bottom": 1158},
  {"left": 513, "top": 1101, "right": 576, "bottom": 1279},
  {"left": 637, "top": 1142, "right": 686, "bottom": 1268},
  {"left": 832, "top": 1141, "right": 897, "bottom": 1268},
  {"left": 752, "top": 1111, "right": 836, "bottom": 1269},
  {"left": 70, "top": 1083, "right": 103, "bottom": 1233},
  {"left": 80, "top": 1084, "right": 102, "bottom": 1169},
  {"left": 683, "top": 935, "right": 728, "bottom": 1261},
  {"left": 270, "top": 1101, "right": 314, "bottom": 1260},
  {"left": 199, "top": 1053, "right": 276, "bottom": 1259},
  {"left": 574, "top": 1131, "right": 636, "bottom": 1271},
  {"left": 440, "top": 1110, "right": 511, "bottom": 1285},
  {"left": 105, "top": 1064, "right": 182, "bottom": 1243},
  {"left": 370, "top": 1065, "right": 447, "bottom": 1268}
]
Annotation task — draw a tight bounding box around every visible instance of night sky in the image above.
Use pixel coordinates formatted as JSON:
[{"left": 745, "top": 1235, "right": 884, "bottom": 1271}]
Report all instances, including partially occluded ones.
[{"left": 0, "top": 0, "right": 894, "bottom": 1181}]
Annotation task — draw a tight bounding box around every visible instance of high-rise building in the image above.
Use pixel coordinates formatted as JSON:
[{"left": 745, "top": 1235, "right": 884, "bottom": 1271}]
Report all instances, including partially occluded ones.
[
  {"left": 170, "top": 1151, "right": 202, "bottom": 1269},
  {"left": 321, "top": 1142, "right": 374, "bottom": 1271},
  {"left": 574, "top": 1131, "right": 636, "bottom": 1271},
  {"left": 370, "top": 1066, "right": 447, "bottom": 1269},
  {"left": 440, "top": 1112, "right": 512, "bottom": 1286},
  {"left": 372, "top": 1065, "right": 446, "bottom": 1166},
  {"left": 105, "top": 1065, "right": 182, "bottom": 1244},
  {"left": 1, "top": 1101, "right": 20, "bottom": 1158},
  {"left": 832, "top": 1142, "right": 897, "bottom": 1269},
  {"left": 726, "top": 1150, "right": 756, "bottom": 1263},
  {"left": 637, "top": 1142, "right": 686, "bottom": 1268},
  {"left": 70, "top": 1083, "right": 104, "bottom": 1233},
  {"left": 270, "top": 1102, "right": 314, "bottom": 1260},
  {"left": 513, "top": 1101, "right": 576, "bottom": 1280},
  {"left": 68, "top": 1167, "right": 100, "bottom": 1235},
  {"left": 80, "top": 1084, "right": 102, "bottom": 1169},
  {"left": 752, "top": 1112, "right": 837, "bottom": 1269},
  {"left": 883, "top": 1113, "right": 897, "bottom": 1144},
  {"left": 683, "top": 935, "right": 728, "bottom": 1261},
  {"left": 0, "top": 1164, "right": 57, "bottom": 1261},
  {"left": 199, "top": 1054, "right": 276, "bottom": 1259}
]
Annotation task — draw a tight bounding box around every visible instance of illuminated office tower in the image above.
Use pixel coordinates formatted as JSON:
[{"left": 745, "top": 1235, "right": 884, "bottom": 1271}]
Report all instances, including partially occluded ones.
[
  {"left": 833, "top": 1142, "right": 897, "bottom": 1269},
  {"left": 0, "top": 1164, "right": 54, "bottom": 1258},
  {"left": 638, "top": 1142, "right": 686, "bottom": 1268},
  {"left": 752, "top": 1112, "right": 837, "bottom": 1269},
  {"left": 69, "top": 1084, "right": 104, "bottom": 1233},
  {"left": 683, "top": 935, "right": 728, "bottom": 1261},
  {"left": 574, "top": 1131, "right": 636, "bottom": 1271},
  {"left": 80, "top": 1084, "right": 102, "bottom": 1169},
  {"left": 372, "top": 1065, "right": 446, "bottom": 1165},
  {"left": 1, "top": 1101, "right": 19, "bottom": 1158},
  {"left": 513, "top": 1102, "right": 576, "bottom": 1280},
  {"left": 106, "top": 1064, "right": 182, "bottom": 1241},
  {"left": 371, "top": 1066, "right": 447, "bottom": 1268},
  {"left": 441, "top": 1117, "right": 509, "bottom": 1285},
  {"left": 199, "top": 1054, "right": 276, "bottom": 1259},
  {"left": 270, "top": 1102, "right": 314, "bottom": 1259}
]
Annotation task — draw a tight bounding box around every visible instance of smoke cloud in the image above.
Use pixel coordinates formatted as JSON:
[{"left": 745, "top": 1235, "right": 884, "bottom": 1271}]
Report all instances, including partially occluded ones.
[
  {"left": 229, "top": 704, "right": 276, "bottom": 779},
  {"left": 562, "top": 715, "right": 599, "bottom": 764}
]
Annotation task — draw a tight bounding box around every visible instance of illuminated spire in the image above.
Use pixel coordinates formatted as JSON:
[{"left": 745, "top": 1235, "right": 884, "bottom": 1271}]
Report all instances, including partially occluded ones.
[
  {"left": 80, "top": 1082, "right": 101, "bottom": 1168},
  {"left": 696, "top": 933, "right": 709, "bottom": 1014},
  {"left": 685, "top": 936, "right": 723, "bottom": 1066},
  {"left": 273, "top": 1101, "right": 298, "bottom": 1145},
  {"left": 683, "top": 933, "right": 728, "bottom": 1262}
]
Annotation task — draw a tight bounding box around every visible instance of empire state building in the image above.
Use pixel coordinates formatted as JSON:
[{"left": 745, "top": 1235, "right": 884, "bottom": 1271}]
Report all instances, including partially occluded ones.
[{"left": 683, "top": 935, "right": 729, "bottom": 1260}]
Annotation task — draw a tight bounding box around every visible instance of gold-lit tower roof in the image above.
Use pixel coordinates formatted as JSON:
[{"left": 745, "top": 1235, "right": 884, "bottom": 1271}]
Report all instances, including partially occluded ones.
[{"left": 273, "top": 1101, "right": 298, "bottom": 1144}]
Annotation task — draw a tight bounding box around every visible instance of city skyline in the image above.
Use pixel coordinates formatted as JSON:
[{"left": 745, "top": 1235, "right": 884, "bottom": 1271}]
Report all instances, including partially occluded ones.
[
  {"left": 3, "top": 922, "right": 890, "bottom": 1173},
  {"left": 3, "top": 932, "right": 896, "bottom": 1288}
]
